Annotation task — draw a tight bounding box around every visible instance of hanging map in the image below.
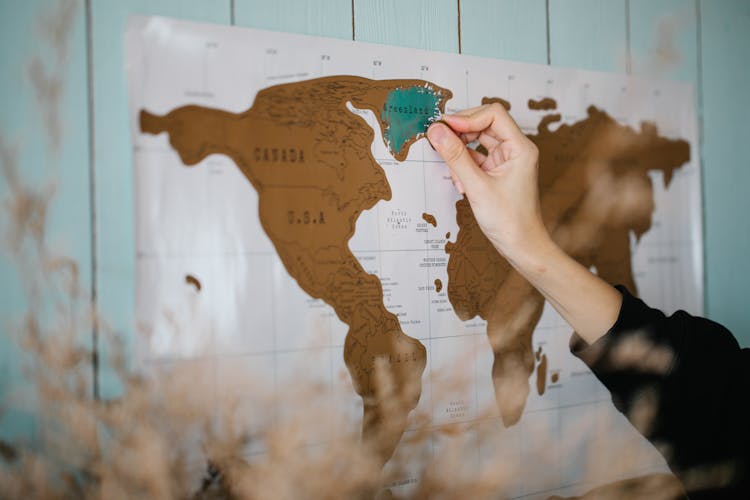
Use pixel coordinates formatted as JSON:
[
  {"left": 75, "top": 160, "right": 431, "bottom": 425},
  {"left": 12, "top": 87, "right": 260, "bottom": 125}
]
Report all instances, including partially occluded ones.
[{"left": 127, "top": 16, "right": 702, "bottom": 497}]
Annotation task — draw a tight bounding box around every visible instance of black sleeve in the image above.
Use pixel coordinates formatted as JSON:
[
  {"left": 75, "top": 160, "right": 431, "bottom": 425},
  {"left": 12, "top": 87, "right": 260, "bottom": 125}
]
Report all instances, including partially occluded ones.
[{"left": 570, "top": 285, "right": 750, "bottom": 497}]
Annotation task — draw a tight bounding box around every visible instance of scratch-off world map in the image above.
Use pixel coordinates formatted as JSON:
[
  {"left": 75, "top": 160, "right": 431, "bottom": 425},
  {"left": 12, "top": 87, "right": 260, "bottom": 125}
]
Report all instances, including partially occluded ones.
[{"left": 127, "top": 16, "right": 702, "bottom": 498}]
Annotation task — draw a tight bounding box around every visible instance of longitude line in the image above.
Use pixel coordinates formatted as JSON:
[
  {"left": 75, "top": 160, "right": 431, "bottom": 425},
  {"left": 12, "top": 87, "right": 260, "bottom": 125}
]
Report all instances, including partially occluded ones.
[
  {"left": 230, "top": 0, "right": 235, "bottom": 25},
  {"left": 419, "top": 132, "right": 435, "bottom": 462},
  {"left": 351, "top": 0, "right": 356, "bottom": 40},
  {"left": 270, "top": 265, "right": 279, "bottom": 423},
  {"left": 84, "top": 0, "right": 99, "bottom": 400},
  {"left": 259, "top": 57, "right": 279, "bottom": 423}
]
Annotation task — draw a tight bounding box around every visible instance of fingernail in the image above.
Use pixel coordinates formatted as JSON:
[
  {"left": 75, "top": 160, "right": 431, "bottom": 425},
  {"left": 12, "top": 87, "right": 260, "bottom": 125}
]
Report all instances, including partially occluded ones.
[{"left": 427, "top": 123, "right": 448, "bottom": 148}]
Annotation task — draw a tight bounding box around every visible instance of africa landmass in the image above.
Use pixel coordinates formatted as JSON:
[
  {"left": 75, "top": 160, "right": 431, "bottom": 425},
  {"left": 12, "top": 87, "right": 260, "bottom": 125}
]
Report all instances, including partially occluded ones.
[
  {"left": 139, "top": 75, "right": 690, "bottom": 462},
  {"left": 445, "top": 97, "right": 689, "bottom": 425}
]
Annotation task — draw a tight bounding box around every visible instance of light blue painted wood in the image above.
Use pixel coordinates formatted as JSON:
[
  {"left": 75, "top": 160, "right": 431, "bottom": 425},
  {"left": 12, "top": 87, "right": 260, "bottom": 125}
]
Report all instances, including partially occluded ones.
[
  {"left": 628, "top": 1, "right": 704, "bottom": 320},
  {"left": 700, "top": 0, "right": 750, "bottom": 345},
  {"left": 0, "top": 0, "right": 746, "bottom": 438},
  {"left": 629, "top": 0, "right": 698, "bottom": 82},
  {"left": 460, "top": 0, "right": 548, "bottom": 64},
  {"left": 549, "top": 0, "right": 628, "bottom": 72},
  {"left": 91, "top": 0, "right": 231, "bottom": 398},
  {"left": 0, "top": 0, "right": 92, "bottom": 440},
  {"left": 354, "top": 0, "right": 459, "bottom": 52},
  {"left": 235, "top": 0, "right": 352, "bottom": 39}
]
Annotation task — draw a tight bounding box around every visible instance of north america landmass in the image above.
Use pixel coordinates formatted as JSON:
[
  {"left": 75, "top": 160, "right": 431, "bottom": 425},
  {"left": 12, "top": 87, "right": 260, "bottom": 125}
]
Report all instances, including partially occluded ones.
[{"left": 139, "top": 75, "right": 690, "bottom": 465}]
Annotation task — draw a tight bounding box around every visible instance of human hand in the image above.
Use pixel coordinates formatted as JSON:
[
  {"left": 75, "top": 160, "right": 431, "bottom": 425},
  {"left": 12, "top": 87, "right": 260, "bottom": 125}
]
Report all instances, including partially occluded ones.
[{"left": 426, "top": 103, "right": 549, "bottom": 261}]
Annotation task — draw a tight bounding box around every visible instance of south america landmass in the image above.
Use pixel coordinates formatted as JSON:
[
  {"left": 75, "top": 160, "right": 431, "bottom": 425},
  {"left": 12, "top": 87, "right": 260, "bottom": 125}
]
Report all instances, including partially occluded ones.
[
  {"left": 139, "top": 76, "right": 451, "bottom": 465},
  {"left": 445, "top": 98, "right": 690, "bottom": 426}
]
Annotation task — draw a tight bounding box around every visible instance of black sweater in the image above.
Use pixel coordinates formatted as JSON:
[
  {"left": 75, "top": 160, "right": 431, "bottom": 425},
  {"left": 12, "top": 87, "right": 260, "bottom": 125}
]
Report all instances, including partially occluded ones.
[{"left": 570, "top": 286, "right": 750, "bottom": 499}]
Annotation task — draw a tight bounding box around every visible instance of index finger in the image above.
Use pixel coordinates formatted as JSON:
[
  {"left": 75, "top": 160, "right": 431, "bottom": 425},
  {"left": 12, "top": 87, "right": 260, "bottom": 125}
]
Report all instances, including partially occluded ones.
[{"left": 442, "top": 103, "right": 525, "bottom": 143}]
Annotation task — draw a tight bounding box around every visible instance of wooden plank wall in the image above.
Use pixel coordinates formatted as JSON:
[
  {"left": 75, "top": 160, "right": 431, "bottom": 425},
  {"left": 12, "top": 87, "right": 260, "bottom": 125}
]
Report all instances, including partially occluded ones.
[
  {"left": 2, "top": 0, "right": 749, "bottom": 438},
  {"left": 0, "top": 0, "right": 92, "bottom": 441},
  {"left": 700, "top": 1, "right": 750, "bottom": 342}
]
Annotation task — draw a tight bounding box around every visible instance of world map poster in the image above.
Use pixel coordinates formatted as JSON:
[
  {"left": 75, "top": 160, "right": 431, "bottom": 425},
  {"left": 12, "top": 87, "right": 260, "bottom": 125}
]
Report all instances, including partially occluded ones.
[{"left": 126, "top": 16, "right": 702, "bottom": 498}]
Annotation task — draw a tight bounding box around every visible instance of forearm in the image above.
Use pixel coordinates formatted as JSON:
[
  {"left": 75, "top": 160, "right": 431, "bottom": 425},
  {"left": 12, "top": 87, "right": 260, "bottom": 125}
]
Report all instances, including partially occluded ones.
[
  {"left": 426, "top": 111, "right": 621, "bottom": 344},
  {"left": 501, "top": 230, "right": 622, "bottom": 345}
]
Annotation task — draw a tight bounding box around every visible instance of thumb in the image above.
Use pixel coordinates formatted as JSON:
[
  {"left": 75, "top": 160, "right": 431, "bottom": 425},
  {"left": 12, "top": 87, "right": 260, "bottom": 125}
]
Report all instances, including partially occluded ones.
[{"left": 427, "top": 123, "right": 487, "bottom": 196}]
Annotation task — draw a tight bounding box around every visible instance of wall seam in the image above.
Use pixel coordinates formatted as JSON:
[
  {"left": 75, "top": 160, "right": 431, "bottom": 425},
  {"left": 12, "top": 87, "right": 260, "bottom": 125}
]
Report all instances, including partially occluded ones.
[
  {"left": 457, "top": 0, "right": 462, "bottom": 54},
  {"left": 230, "top": 0, "right": 235, "bottom": 25},
  {"left": 695, "top": 0, "right": 707, "bottom": 314},
  {"left": 546, "top": 0, "right": 551, "bottom": 64},
  {"left": 84, "top": 0, "right": 99, "bottom": 400},
  {"left": 625, "top": 0, "right": 632, "bottom": 74}
]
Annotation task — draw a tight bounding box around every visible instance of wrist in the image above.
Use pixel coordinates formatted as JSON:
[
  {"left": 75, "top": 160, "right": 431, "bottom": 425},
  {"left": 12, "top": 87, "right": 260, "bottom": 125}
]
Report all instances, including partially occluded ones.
[{"left": 496, "top": 224, "right": 560, "bottom": 278}]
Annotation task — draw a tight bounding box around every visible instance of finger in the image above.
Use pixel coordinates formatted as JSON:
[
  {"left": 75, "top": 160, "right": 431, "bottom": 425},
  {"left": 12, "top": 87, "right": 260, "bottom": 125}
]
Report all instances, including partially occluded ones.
[
  {"left": 477, "top": 132, "right": 500, "bottom": 151},
  {"left": 469, "top": 148, "right": 498, "bottom": 172},
  {"left": 427, "top": 123, "right": 487, "bottom": 196},
  {"left": 449, "top": 171, "right": 465, "bottom": 195},
  {"left": 459, "top": 131, "right": 480, "bottom": 144},
  {"left": 468, "top": 147, "right": 487, "bottom": 165},
  {"left": 443, "top": 104, "right": 525, "bottom": 142},
  {"left": 450, "top": 105, "right": 485, "bottom": 117}
]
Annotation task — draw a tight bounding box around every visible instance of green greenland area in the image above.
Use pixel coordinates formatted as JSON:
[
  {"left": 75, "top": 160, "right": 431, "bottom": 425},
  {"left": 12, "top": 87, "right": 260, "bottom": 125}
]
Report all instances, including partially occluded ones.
[{"left": 381, "top": 85, "right": 443, "bottom": 158}]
